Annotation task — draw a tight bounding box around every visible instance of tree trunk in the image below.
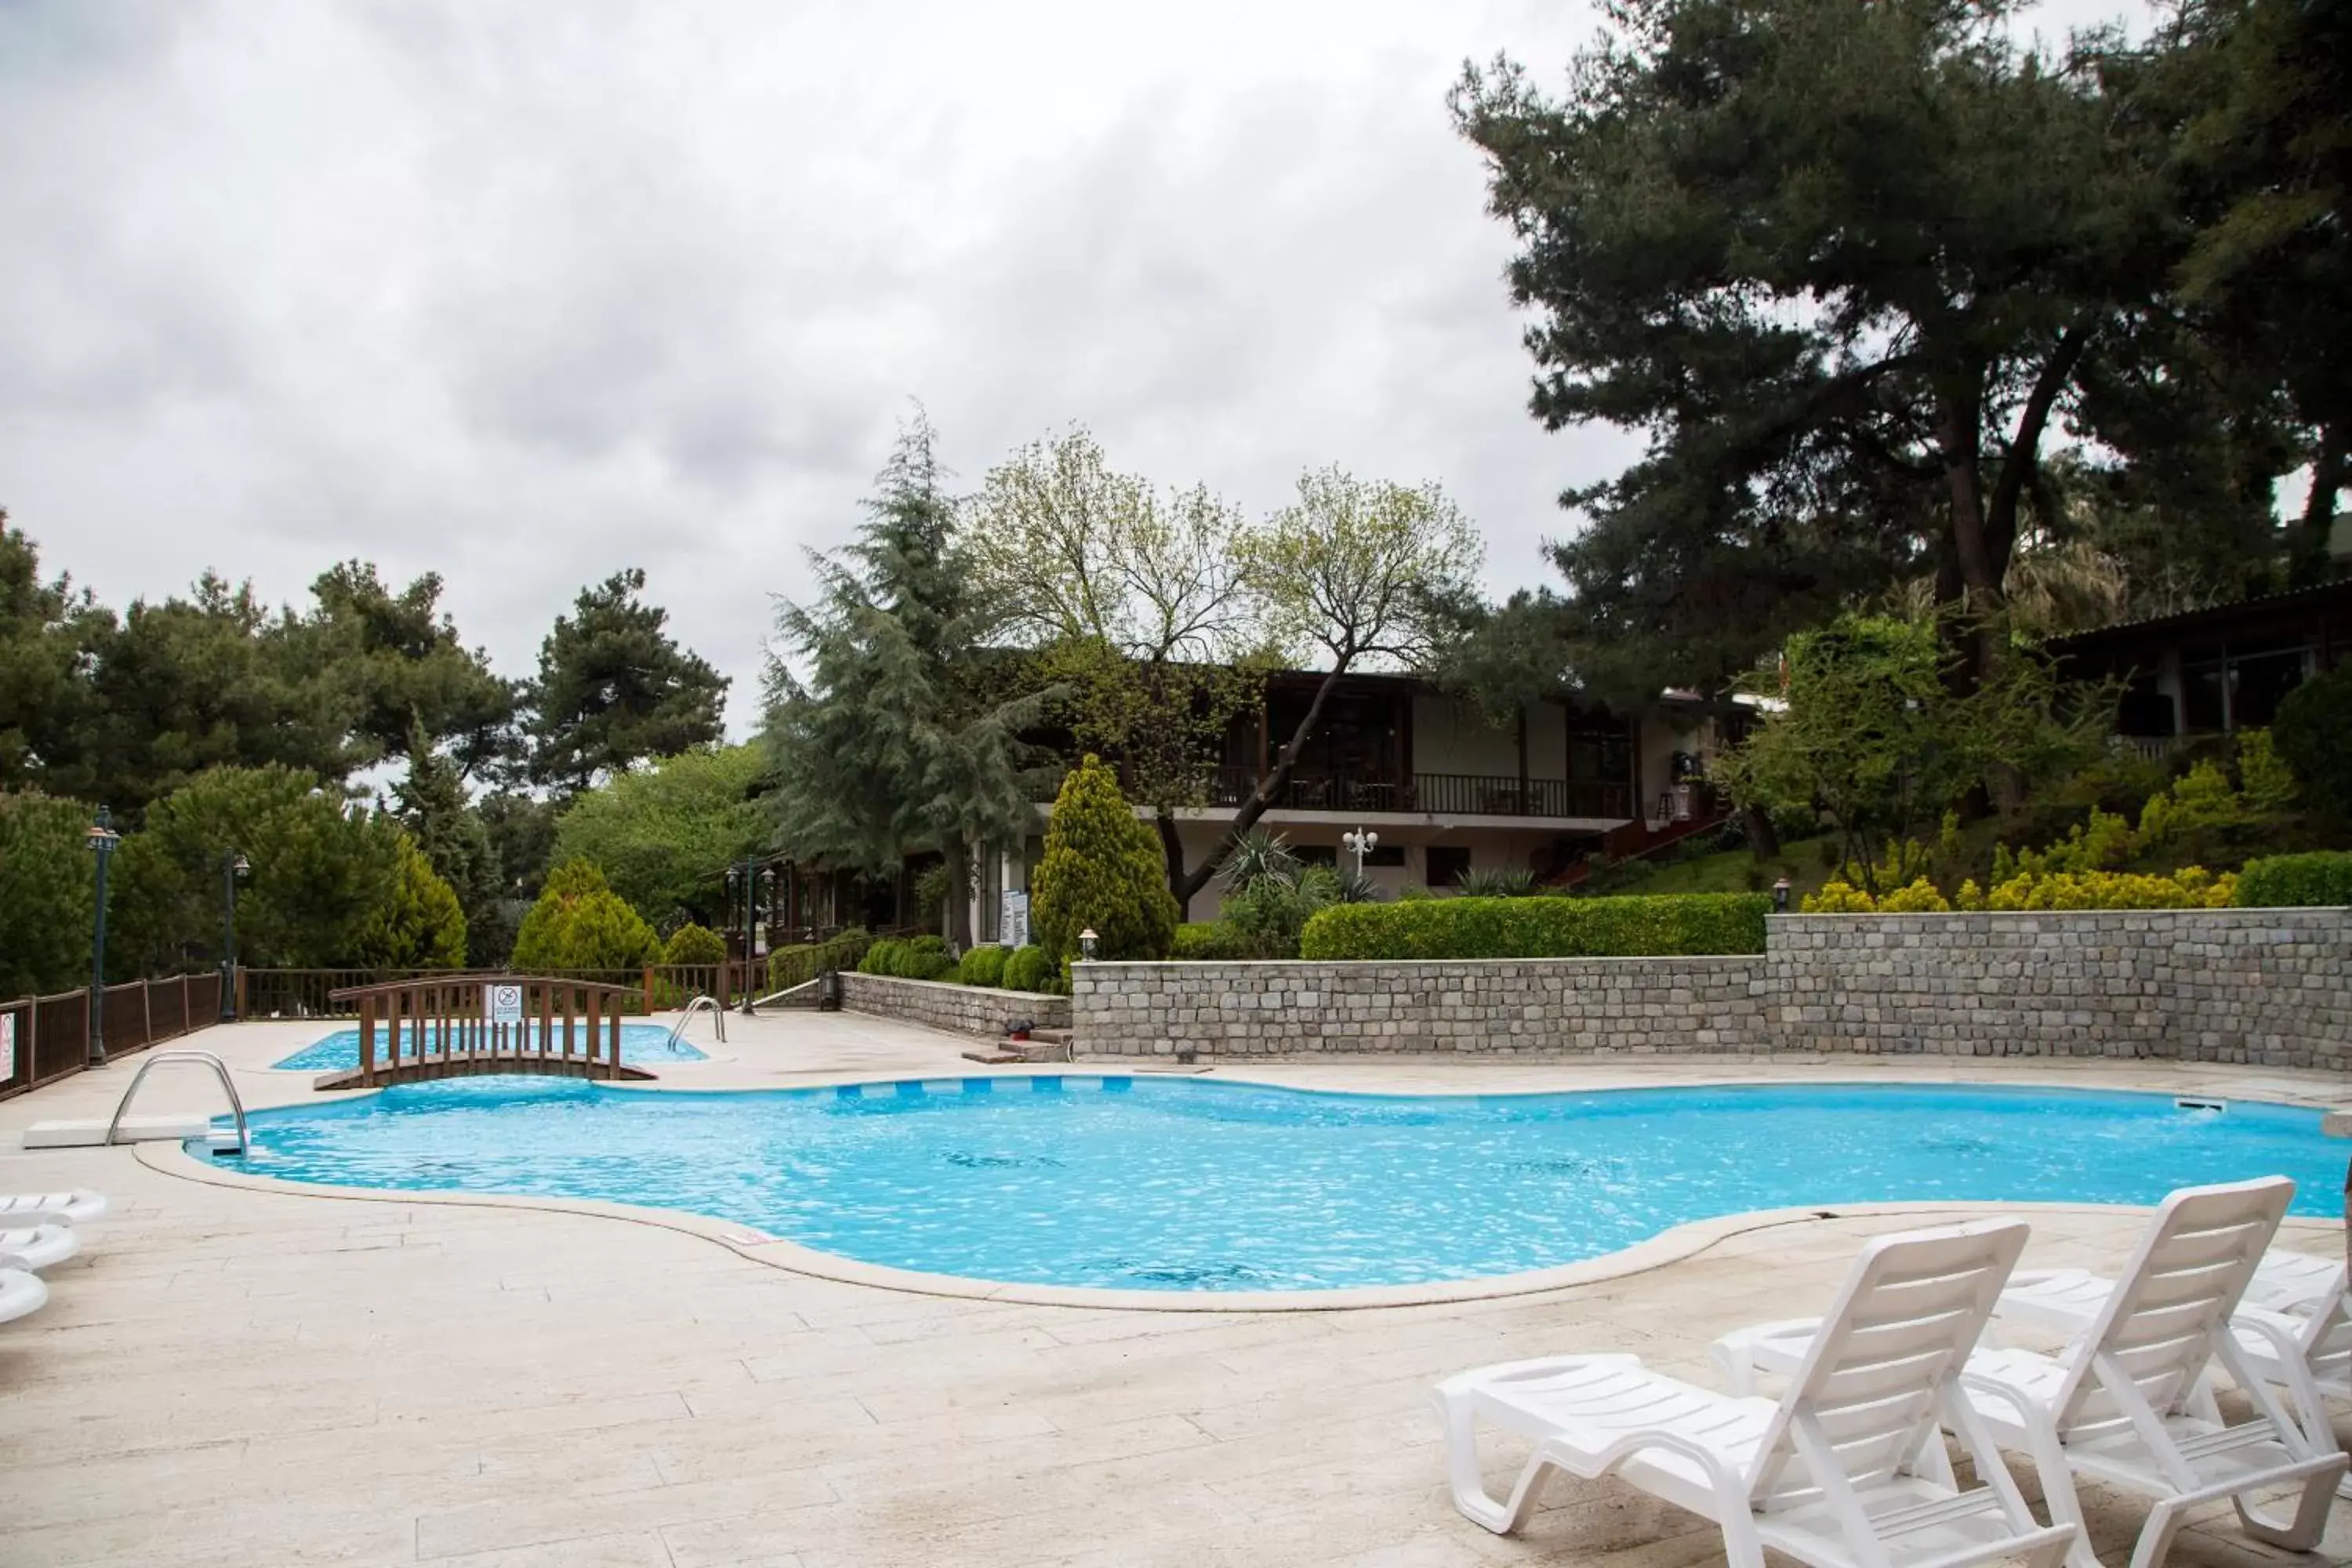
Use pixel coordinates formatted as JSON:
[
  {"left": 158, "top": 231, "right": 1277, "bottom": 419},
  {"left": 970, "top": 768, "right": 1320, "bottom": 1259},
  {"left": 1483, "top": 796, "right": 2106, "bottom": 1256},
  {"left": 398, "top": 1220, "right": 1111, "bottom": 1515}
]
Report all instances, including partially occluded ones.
[
  {"left": 2295, "top": 430, "right": 2343, "bottom": 588},
  {"left": 1176, "top": 660, "right": 1352, "bottom": 906},
  {"left": 1743, "top": 801, "right": 1780, "bottom": 860},
  {"left": 1155, "top": 811, "right": 1189, "bottom": 910},
  {"left": 943, "top": 839, "right": 972, "bottom": 954}
]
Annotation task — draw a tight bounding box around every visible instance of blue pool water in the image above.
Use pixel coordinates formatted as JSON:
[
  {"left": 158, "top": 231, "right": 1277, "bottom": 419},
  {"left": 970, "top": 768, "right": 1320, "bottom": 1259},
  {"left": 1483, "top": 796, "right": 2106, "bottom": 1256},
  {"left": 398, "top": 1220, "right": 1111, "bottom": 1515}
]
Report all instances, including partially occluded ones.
[
  {"left": 198, "top": 1077, "right": 2347, "bottom": 1292},
  {"left": 273, "top": 1023, "right": 705, "bottom": 1073}
]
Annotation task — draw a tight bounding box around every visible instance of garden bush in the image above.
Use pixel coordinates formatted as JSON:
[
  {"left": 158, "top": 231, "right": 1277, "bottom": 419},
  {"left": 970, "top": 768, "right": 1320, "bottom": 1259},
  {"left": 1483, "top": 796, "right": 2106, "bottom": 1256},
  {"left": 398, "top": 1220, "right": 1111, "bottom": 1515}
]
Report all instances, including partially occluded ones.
[
  {"left": 2235, "top": 851, "right": 2352, "bottom": 908},
  {"left": 765, "top": 927, "right": 870, "bottom": 990},
  {"left": 2273, "top": 666, "right": 2352, "bottom": 816},
  {"left": 956, "top": 944, "right": 1008, "bottom": 986},
  {"left": 661, "top": 922, "right": 727, "bottom": 967},
  {"left": 1001, "top": 944, "right": 1054, "bottom": 993},
  {"left": 510, "top": 858, "right": 659, "bottom": 971},
  {"left": 358, "top": 835, "right": 468, "bottom": 968},
  {"left": 1806, "top": 867, "right": 2238, "bottom": 912},
  {"left": 901, "top": 934, "right": 955, "bottom": 981},
  {"left": 858, "top": 937, "right": 909, "bottom": 976},
  {"left": 1171, "top": 921, "right": 1251, "bottom": 960},
  {"left": 1298, "top": 892, "right": 1769, "bottom": 960},
  {"left": 1029, "top": 755, "right": 1178, "bottom": 962}
]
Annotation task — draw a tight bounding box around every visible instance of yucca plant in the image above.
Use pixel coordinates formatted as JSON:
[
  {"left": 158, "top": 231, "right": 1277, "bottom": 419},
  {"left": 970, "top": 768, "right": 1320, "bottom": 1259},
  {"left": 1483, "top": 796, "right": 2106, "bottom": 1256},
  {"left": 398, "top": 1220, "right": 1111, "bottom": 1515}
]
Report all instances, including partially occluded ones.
[{"left": 1457, "top": 866, "right": 1540, "bottom": 898}]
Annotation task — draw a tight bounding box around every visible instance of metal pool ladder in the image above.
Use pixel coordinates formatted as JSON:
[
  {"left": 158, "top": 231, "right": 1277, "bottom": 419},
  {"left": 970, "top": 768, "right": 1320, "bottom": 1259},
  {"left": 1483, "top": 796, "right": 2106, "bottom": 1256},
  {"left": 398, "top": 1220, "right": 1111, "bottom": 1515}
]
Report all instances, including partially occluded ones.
[
  {"left": 105, "top": 1049, "right": 249, "bottom": 1156},
  {"left": 666, "top": 994, "right": 726, "bottom": 1051}
]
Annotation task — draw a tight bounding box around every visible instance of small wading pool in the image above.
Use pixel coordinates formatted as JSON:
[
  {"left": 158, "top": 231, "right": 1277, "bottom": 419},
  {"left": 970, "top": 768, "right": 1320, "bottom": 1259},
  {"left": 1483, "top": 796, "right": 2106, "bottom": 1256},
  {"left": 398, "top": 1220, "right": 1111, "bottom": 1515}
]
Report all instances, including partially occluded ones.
[
  {"left": 194, "top": 1077, "right": 2345, "bottom": 1292},
  {"left": 272, "top": 1023, "right": 706, "bottom": 1073}
]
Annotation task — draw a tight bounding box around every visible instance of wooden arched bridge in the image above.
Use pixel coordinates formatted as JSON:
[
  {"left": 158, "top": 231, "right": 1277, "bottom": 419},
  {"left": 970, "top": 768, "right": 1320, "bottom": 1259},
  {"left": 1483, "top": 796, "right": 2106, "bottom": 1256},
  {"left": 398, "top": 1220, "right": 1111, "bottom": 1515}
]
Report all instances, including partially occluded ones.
[{"left": 321, "top": 976, "right": 660, "bottom": 1090}]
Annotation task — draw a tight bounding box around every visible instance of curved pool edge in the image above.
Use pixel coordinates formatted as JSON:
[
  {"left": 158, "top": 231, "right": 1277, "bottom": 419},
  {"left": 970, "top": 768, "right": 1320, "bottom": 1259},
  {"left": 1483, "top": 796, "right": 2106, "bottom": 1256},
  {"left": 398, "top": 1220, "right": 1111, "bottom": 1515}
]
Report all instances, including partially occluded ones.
[{"left": 132, "top": 1132, "right": 2348, "bottom": 1315}]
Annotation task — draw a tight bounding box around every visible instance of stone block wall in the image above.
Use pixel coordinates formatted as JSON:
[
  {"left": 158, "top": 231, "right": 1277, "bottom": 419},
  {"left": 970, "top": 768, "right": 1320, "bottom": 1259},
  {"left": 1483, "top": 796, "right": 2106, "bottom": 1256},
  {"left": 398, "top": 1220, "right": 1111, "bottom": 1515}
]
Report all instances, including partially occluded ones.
[
  {"left": 1068, "top": 908, "right": 2352, "bottom": 1065},
  {"left": 1073, "top": 956, "right": 1765, "bottom": 1058},
  {"left": 1770, "top": 909, "right": 2352, "bottom": 1069},
  {"left": 837, "top": 973, "right": 1069, "bottom": 1039}
]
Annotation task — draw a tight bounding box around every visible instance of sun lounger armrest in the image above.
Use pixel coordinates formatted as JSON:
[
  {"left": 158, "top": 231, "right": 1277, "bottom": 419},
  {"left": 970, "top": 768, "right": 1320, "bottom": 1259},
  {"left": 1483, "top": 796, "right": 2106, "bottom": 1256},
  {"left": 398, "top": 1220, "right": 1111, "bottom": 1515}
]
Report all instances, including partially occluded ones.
[
  {"left": 2228, "top": 1305, "right": 2307, "bottom": 1359},
  {"left": 1957, "top": 1370, "right": 2051, "bottom": 1431},
  {"left": 1536, "top": 1425, "right": 1752, "bottom": 1510}
]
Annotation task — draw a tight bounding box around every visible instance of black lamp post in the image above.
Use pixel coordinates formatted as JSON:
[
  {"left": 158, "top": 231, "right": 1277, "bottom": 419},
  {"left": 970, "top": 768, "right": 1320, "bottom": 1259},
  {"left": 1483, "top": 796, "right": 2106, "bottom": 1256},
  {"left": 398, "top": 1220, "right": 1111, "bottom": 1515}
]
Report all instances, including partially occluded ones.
[
  {"left": 220, "top": 849, "right": 250, "bottom": 1022},
  {"left": 84, "top": 805, "right": 121, "bottom": 1067},
  {"left": 724, "top": 859, "right": 772, "bottom": 1014}
]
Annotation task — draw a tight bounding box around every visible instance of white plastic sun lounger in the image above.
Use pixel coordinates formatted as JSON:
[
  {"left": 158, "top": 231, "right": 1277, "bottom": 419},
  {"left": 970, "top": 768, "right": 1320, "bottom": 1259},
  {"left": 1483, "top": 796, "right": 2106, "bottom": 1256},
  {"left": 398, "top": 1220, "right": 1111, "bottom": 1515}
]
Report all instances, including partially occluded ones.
[
  {"left": 0, "top": 1266, "right": 46, "bottom": 1326},
  {"left": 1999, "top": 1246, "right": 2343, "bottom": 1329},
  {"left": 0, "top": 1189, "right": 107, "bottom": 1225},
  {"left": 1711, "top": 1179, "right": 2345, "bottom": 1568},
  {"left": 0, "top": 1224, "right": 78, "bottom": 1273},
  {"left": 1436, "top": 1218, "right": 2075, "bottom": 1568}
]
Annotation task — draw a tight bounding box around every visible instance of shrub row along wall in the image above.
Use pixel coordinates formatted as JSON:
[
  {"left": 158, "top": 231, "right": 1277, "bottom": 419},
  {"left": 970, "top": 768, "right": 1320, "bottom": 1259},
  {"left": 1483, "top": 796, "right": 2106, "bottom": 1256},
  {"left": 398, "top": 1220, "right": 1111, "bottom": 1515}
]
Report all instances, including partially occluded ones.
[
  {"left": 1072, "top": 908, "right": 2352, "bottom": 1069},
  {"left": 837, "top": 972, "right": 1070, "bottom": 1038}
]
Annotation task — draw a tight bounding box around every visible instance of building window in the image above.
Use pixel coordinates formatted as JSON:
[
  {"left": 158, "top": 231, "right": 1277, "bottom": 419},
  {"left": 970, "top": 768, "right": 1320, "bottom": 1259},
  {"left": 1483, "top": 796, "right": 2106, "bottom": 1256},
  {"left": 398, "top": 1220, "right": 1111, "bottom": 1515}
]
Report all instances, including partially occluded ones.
[
  {"left": 2180, "top": 636, "right": 2310, "bottom": 733},
  {"left": 1425, "top": 845, "right": 1472, "bottom": 887}
]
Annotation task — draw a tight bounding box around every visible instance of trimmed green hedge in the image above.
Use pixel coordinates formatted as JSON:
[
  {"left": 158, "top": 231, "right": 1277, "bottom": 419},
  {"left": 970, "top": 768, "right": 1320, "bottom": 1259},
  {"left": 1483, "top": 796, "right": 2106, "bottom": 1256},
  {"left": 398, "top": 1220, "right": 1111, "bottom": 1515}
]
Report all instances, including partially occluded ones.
[
  {"left": 1001, "top": 945, "right": 1054, "bottom": 993},
  {"left": 1298, "top": 892, "right": 1771, "bottom": 961},
  {"left": 2235, "top": 851, "right": 2352, "bottom": 909},
  {"left": 1172, "top": 921, "right": 1251, "bottom": 960},
  {"left": 766, "top": 927, "right": 871, "bottom": 991},
  {"left": 956, "top": 944, "right": 1008, "bottom": 986}
]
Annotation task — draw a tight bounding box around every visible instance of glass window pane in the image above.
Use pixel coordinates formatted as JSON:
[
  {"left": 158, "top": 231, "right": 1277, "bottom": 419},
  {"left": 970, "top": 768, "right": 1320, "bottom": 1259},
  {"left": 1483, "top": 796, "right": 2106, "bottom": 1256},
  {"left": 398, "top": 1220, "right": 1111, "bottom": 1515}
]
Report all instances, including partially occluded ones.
[
  {"left": 2182, "top": 664, "right": 2227, "bottom": 732},
  {"left": 2229, "top": 649, "right": 2308, "bottom": 729}
]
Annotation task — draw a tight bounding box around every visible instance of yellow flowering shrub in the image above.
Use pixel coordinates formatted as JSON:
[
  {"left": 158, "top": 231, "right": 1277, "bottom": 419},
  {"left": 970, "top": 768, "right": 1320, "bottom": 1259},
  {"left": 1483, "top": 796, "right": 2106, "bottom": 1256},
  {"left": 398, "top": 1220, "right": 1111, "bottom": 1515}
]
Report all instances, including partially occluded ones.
[
  {"left": 1875, "top": 877, "right": 1953, "bottom": 913},
  {"left": 1806, "top": 868, "right": 2234, "bottom": 913},
  {"left": 1799, "top": 880, "right": 1878, "bottom": 913}
]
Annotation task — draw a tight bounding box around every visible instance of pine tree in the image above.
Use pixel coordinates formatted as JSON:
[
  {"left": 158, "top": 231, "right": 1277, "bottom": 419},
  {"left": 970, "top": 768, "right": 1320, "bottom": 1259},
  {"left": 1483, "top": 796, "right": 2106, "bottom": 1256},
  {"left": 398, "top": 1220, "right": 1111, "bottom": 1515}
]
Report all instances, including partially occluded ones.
[
  {"left": 762, "top": 412, "right": 1053, "bottom": 949},
  {"left": 359, "top": 835, "right": 468, "bottom": 968},
  {"left": 1030, "top": 755, "right": 1178, "bottom": 964},
  {"left": 510, "top": 858, "right": 659, "bottom": 971},
  {"left": 391, "top": 715, "right": 508, "bottom": 965}
]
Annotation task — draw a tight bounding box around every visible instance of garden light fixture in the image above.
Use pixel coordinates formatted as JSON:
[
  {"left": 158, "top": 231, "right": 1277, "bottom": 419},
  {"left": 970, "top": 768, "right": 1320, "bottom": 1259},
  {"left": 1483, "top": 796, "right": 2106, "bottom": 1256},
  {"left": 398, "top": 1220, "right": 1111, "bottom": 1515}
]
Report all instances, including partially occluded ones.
[
  {"left": 220, "top": 849, "right": 250, "bottom": 1022},
  {"left": 1079, "top": 927, "right": 1098, "bottom": 962},
  {"left": 1343, "top": 827, "right": 1378, "bottom": 878}
]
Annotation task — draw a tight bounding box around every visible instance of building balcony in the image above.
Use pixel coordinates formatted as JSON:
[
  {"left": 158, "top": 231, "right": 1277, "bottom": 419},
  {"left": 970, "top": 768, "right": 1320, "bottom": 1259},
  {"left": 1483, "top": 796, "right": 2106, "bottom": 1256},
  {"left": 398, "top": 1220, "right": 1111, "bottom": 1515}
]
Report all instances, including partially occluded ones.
[{"left": 1201, "top": 766, "right": 1633, "bottom": 822}]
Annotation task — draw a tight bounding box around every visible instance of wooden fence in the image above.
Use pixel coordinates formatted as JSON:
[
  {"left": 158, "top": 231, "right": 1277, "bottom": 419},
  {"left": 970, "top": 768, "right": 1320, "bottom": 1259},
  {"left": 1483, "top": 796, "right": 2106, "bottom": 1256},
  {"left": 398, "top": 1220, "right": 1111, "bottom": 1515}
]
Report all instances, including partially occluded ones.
[{"left": 0, "top": 971, "right": 224, "bottom": 1102}]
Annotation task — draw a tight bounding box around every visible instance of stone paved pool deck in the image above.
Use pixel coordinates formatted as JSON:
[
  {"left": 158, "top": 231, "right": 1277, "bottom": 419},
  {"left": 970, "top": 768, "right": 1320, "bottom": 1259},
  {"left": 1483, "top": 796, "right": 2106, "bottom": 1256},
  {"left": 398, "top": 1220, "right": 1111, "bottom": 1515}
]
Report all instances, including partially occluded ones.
[{"left": 1, "top": 1010, "right": 2347, "bottom": 1566}]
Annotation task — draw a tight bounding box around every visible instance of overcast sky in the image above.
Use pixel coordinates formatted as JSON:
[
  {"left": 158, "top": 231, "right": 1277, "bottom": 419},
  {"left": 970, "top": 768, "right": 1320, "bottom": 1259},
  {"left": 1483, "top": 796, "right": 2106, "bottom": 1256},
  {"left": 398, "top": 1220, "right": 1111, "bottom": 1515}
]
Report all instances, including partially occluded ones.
[{"left": 1, "top": 0, "right": 2147, "bottom": 734}]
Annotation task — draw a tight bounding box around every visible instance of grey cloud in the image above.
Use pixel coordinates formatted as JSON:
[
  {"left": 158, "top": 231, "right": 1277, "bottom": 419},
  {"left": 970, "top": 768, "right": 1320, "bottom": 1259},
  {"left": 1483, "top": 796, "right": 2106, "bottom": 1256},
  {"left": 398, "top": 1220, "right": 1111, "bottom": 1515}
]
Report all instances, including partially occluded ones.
[{"left": 0, "top": 0, "right": 2149, "bottom": 728}]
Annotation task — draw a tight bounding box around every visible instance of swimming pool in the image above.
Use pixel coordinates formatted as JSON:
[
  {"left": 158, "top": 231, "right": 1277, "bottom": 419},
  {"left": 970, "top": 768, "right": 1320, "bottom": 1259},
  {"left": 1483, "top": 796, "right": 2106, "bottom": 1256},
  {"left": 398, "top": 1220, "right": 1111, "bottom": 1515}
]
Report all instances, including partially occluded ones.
[
  {"left": 196, "top": 1076, "right": 2345, "bottom": 1292},
  {"left": 272, "top": 1023, "right": 706, "bottom": 1073}
]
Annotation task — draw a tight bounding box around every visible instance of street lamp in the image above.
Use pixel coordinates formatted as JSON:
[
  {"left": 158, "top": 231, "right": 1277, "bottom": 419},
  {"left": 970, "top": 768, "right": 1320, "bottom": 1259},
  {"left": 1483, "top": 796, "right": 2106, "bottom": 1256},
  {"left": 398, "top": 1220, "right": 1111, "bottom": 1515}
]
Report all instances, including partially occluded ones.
[
  {"left": 1342, "top": 826, "right": 1379, "bottom": 879},
  {"left": 724, "top": 858, "right": 773, "bottom": 1014},
  {"left": 220, "top": 850, "right": 250, "bottom": 1022},
  {"left": 1773, "top": 875, "right": 1793, "bottom": 914},
  {"left": 1078, "top": 927, "right": 1098, "bottom": 962},
  {"left": 84, "top": 806, "right": 121, "bottom": 1067}
]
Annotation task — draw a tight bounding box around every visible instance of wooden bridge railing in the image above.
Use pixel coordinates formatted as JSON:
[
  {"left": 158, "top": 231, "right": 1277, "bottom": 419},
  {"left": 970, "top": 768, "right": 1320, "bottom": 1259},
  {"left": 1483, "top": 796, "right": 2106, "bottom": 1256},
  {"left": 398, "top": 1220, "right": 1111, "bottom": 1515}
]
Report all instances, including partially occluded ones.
[{"left": 325, "top": 975, "right": 647, "bottom": 1088}]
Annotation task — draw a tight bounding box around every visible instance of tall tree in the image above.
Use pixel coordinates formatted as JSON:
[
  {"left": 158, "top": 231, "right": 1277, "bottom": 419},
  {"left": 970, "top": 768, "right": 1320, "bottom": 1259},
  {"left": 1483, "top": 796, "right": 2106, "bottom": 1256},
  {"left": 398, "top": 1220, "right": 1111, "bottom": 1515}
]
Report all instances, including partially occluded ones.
[
  {"left": 108, "top": 764, "right": 400, "bottom": 977},
  {"left": 966, "top": 426, "right": 1273, "bottom": 899},
  {"left": 65, "top": 573, "right": 358, "bottom": 823},
  {"left": 763, "top": 415, "right": 1050, "bottom": 949},
  {"left": 1192, "top": 467, "right": 1480, "bottom": 902},
  {"left": 550, "top": 744, "right": 767, "bottom": 931},
  {"left": 2143, "top": 0, "right": 2351, "bottom": 582},
  {"left": 298, "top": 562, "right": 517, "bottom": 776},
  {"left": 0, "top": 517, "right": 97, "bottom": 793},
  {"left": 0, "top": 790, "right": 96, "bottom": 997},
  {"left": 1450, "top": 0, "right": 2172, "bottom": 692},
  {"left": 525, "top": 568, "right": 728, "bottom": 797},
  {"left": 390, "top": 716, "right": 507, "bottom": 966}
]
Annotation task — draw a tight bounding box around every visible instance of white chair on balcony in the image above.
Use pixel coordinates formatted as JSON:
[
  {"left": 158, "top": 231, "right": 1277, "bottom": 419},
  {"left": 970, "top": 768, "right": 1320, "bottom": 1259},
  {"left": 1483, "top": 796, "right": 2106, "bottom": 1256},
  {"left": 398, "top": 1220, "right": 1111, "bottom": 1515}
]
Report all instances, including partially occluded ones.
[{"left": 1434, "top": 1218, "right": 2075, "bottom": 1568}]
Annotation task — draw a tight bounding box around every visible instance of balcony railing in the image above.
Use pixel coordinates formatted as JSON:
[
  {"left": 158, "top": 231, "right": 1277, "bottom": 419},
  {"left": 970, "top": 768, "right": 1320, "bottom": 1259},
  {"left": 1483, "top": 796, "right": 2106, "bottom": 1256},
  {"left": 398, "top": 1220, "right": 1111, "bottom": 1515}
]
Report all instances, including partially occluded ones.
[{"left": 1200, "top": 766, "right": 1632, "bottom": 820}]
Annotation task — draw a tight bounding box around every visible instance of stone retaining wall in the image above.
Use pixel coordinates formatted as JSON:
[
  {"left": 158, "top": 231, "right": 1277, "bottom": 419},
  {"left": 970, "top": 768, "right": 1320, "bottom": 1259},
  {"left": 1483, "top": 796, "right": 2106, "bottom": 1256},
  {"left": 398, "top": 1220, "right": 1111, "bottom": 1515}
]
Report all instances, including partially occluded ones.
[
  {"left": 837, "top": 972, "right": 1069, "bottom": 1038},
  {"left": 1071, "top": 908, "right": 2352, "bottom": 1066},
  {"left": 1771, "top": 909, "right": 2352, "bottom": 1069},
  {"left": 1073, "top": 956, "right": 1765, "bottom": 1058}
]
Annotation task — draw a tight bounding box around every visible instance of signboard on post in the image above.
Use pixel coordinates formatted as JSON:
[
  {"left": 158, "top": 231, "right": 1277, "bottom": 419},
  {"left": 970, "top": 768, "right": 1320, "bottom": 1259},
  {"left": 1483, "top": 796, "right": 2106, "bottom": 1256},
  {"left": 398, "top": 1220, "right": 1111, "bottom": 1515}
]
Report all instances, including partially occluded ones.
[
  {"left": 1000, "top": 890, "right": 1029, "bottom": 949},
  {"left": 488, "top": 983, "right": 524, "bottom": 1025},
  {"left": 0, "top": 1012, "right": 13, "bottom": 1081}
]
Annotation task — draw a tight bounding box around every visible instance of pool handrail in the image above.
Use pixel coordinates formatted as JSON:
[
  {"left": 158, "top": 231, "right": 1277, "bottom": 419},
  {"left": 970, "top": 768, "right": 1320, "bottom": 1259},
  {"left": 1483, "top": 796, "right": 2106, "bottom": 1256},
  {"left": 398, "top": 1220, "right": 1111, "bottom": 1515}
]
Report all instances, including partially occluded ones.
[
  {"left": 105, "top": 1048, "right": 249, "bottom": 1156},
  {"left": 666, "top": 995, "right": 726, "bottom": 1051}
]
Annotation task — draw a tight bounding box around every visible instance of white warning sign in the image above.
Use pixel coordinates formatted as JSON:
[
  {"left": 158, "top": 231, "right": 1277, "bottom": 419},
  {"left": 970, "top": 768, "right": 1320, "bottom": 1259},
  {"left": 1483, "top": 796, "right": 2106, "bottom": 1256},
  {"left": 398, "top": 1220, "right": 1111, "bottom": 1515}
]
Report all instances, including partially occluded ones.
[{"left": 488, "top": 983, "right": 524, "bottom": 1024}]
